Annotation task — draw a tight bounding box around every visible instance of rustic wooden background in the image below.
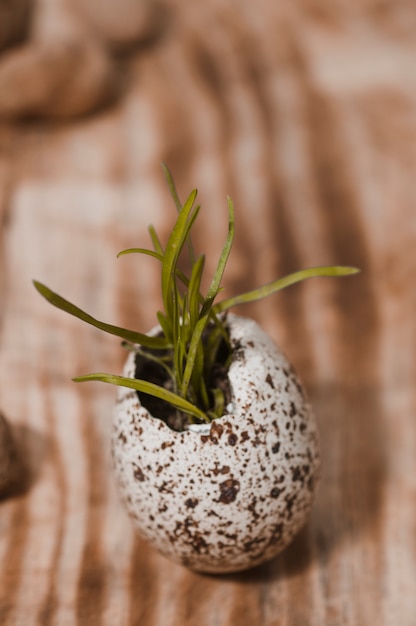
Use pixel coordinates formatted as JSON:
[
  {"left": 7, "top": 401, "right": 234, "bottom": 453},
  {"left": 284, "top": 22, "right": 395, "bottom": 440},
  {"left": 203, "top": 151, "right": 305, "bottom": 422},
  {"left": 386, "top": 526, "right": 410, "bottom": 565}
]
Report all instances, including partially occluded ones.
[{"left": 0, "top": 0, "right": 415, "bottom": 624}]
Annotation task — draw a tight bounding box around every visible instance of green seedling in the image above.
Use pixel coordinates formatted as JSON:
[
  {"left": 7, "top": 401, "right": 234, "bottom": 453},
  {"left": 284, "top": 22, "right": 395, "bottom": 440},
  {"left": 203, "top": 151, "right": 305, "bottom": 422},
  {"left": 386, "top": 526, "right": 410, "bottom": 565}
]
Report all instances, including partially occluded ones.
[{"left": 34, "top": 165, "right": 359, "bottom": 425}]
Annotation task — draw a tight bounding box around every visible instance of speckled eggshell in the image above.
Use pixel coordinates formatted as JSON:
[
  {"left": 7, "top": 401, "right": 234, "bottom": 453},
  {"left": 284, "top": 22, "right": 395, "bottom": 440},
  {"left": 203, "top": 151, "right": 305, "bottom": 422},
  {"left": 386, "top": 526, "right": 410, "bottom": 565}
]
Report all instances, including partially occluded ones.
[{"left": 112, "top": 314, "right": 320, "bottom": 574}]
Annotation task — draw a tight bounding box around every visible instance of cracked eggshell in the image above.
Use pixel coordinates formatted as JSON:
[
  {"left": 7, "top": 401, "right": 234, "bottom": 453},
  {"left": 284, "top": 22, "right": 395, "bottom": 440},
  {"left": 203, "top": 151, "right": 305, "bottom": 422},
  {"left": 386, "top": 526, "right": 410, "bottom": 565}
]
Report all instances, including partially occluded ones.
[{"left": 112, "top": 314, "right": 320, "bottom": 574}]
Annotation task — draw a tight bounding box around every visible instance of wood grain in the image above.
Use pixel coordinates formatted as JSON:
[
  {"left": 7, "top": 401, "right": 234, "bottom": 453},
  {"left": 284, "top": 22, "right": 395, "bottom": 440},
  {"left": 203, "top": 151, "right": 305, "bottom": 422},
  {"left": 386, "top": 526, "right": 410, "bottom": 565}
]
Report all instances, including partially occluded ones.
[{"left": 1, "top": 0, "right": 416, "bottom": 624}]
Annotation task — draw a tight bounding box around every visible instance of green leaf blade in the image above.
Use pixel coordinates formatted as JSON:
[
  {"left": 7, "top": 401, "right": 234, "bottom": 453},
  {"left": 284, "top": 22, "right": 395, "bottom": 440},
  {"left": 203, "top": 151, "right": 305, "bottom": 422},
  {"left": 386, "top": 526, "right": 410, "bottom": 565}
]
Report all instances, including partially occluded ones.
[
  {"left": 73, "top": 372, "right": 209, "bottom": 422},
  {"left": 188, "top": 254, "right": 205, "bottom": 327},
  {"left": 200, "top": 196, "right": 235, "bottom": 318},
  {"left": 156, "top": 311, "right": 173, "bottom": 343},
  {"left": 161, "top": 188, "right": 198, "bottom": 319},
  {"left": 161, "top": 163, "right": 182, "bottom": 212},
  {"left": 213, "top": 266, "right": 360, "bottom": 314},
  {"left": 116, "top": 248, "right": 163, "bottom": 261},
  {"left": 33, "top": 281, "right": 169, "bottom": 349},
  {"left": 180, "top": 199, "right": 235, "bottom": 398},
  {"left": 148, "top": 225, "right": 164, "bottom": 255},
  {"left": 162, "top": 162, "right": 196, "bottom": 265}
]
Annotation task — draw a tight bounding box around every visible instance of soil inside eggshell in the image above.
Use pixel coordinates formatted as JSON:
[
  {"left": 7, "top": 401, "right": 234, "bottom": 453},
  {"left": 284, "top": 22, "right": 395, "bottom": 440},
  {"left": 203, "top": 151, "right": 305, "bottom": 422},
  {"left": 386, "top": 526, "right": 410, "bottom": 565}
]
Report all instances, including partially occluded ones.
[{"left": 134, "top": 324, "right": 233, "bottom": 432}]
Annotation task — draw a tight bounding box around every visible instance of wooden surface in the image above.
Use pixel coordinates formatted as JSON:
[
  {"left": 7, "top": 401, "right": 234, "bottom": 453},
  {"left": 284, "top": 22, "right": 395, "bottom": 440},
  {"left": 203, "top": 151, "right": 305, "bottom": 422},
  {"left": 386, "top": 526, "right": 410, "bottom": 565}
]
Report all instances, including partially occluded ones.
[{"left": 1, "top": 0, "right": 416, "bottom": 624}]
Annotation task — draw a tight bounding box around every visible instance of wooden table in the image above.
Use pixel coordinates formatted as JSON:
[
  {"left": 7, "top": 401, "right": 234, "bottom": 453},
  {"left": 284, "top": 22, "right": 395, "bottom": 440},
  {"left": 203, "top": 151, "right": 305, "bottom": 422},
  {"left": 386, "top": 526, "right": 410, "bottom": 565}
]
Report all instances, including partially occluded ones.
[{"left": 1, "top": 1, "right": 415, "bottom": 624}]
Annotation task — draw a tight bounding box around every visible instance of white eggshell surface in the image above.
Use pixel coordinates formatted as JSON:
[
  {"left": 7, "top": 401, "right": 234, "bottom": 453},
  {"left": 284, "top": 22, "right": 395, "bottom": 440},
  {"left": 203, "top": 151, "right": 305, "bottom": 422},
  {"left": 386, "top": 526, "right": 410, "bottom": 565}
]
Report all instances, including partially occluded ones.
[{"left": 112, "top": 315, "right": 320, "bottom": 573}]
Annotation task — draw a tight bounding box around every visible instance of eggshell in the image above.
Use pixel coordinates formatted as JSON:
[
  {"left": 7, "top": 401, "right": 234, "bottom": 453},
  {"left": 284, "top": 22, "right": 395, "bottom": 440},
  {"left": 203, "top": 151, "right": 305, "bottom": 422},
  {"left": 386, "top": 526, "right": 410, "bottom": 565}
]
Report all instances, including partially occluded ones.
[{"left": 112, "top": 314, "right": 320, "bottom": 573}]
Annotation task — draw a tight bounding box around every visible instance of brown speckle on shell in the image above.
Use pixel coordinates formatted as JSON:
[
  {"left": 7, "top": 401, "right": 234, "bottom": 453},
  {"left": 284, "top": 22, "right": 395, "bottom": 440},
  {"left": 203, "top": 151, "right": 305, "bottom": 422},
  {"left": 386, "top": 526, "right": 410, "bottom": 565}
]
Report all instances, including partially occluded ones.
[
  {"left": 265, "top": 373, "right": 275, "bottom": 388},
  {"left": 209, "top": 422, "right": 224, "bottom": 444},
  {"left": 133, "top": 465, "right": 145, "bottom": 482},
  {"left": 118, "top": 432, "right": 127, "bottom": 444},
  {"left": 218, "top": 478, "right": 240, "bottom": 504},
  {"left": 184, "top": 497, "right": 199, "bottom": 509},
  {"left": 210, "top": 463, "right": 230, "bottom": 476},
  {"left": 270, "top": 487, "right": 284, "bottom": 498}
]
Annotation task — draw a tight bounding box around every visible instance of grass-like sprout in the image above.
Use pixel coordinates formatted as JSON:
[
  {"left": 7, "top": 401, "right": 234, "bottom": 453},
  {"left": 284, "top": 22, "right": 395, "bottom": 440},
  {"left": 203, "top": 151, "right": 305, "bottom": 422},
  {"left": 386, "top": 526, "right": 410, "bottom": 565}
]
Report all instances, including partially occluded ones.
[{"left": 34, "top": 165, "right": 359, "bottom": 425}]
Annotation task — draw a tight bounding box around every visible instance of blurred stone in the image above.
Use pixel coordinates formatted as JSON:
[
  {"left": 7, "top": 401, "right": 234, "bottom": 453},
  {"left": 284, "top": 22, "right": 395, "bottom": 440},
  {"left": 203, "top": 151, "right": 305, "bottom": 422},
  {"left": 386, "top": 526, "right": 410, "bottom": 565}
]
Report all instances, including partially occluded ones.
[
  {"left": 0, "top": 0, "right": 33, "bottom": 53},
  {"left": 0, "top": 412, "right": 20, "bottom": 498},
  {"left": 73, "top": 0, "right": 163, "bottom": 50},
  {"left": 0, "top": 36, "right": 122, "bottom": 119}
]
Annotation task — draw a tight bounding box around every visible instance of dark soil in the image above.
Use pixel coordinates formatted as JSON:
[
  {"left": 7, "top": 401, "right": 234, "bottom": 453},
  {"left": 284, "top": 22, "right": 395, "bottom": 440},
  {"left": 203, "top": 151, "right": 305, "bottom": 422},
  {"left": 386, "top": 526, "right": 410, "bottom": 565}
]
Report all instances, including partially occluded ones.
[{"left": 134, "top": 326, "right": 233, "bottom": 432}]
